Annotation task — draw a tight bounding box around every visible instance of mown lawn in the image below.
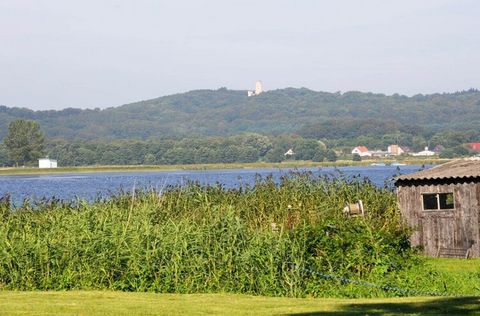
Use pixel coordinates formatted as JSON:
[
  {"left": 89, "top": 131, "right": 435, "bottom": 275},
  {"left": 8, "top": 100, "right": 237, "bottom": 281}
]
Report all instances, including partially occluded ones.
[
  {"left": 0, "top": 291, "right": 479, "bottom": 316},
  {"left": 1, "top": 258, "right": 478, "bottom": 315}
]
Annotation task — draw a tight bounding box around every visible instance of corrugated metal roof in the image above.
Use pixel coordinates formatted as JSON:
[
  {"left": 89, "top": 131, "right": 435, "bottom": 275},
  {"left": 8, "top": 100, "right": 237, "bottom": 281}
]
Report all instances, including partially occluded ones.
[{"left": 395, "top": 159, "right": 480, "bottom": 182}]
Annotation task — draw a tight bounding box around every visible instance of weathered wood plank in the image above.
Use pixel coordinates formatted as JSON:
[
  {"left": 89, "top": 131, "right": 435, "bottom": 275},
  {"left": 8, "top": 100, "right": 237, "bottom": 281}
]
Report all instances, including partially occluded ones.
[{"left": 397, "top": 181, "right": 479, "bottom": 258}]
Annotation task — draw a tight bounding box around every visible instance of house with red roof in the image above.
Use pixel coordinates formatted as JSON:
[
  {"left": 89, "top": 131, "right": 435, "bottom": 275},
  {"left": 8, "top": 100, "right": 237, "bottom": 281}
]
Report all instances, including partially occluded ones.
[
  {"left": 351, "top": 146, "right": 372, "bottom": 157},
  {"left": 466, "top": 142, "right": 480, "bottom": 152}
]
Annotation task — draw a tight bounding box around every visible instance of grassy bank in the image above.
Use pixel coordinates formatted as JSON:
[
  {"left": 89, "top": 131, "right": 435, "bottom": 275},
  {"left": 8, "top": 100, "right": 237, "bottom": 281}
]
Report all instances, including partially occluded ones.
[
  {"left": 0, "top": 291, "right": 479, "bottom": 315},
  {"left": 0, "top": 158, "right": 449, "bottom": 176}
]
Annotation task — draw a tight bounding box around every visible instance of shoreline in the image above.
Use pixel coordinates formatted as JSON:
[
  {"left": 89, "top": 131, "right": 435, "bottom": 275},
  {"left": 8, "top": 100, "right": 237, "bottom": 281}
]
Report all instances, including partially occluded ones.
[{"left": 0, "top": 158, "right": 450, "bottom": 176}]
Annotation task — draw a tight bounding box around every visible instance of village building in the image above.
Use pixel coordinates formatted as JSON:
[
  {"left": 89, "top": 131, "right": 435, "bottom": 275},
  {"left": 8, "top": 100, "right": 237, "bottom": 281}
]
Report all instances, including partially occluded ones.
[
  {"left": 466, "top": 142, "right": 480, "bottom": 152},
  {"left": 395, "top": 159, "right": 480, "bottom": 258},
  {"left": 370, "top": 150, "right": 388, "bottom": 158},
  {"left": 284, "top": 148, "right": 295, "bottom": 157},
  {"left": 39, "top": 158, "right": 58, "bottom": 169},
  {"left": 411, "top": 146, "right": 435, "bottom": 156},
  {"left": 351, "top": 146, "right": 372, "bottom": 157},
  {"left": 387, "top": 144, "right": 404, "bottom": 156}
]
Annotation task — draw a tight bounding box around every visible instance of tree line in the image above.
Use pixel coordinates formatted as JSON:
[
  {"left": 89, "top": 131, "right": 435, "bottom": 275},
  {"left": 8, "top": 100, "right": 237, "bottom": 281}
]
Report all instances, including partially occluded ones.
[
  {"left": 0, "top": 120, "right": 335, "bottom": 166},
  {"left": 2, "top": 118, "right": 480, "bottom": 167}
]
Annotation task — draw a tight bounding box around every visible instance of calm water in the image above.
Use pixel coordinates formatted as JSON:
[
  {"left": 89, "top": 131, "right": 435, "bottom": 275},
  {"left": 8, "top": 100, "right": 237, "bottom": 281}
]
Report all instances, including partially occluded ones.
[{"left": 0, "top": 165, "right": 426, "bottom": 204}]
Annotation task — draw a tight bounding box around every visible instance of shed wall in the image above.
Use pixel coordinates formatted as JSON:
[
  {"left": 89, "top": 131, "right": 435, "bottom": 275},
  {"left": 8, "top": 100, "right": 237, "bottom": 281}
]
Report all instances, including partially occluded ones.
[{"left": 397, "top": 182, "right": 480, "bottom": 257}]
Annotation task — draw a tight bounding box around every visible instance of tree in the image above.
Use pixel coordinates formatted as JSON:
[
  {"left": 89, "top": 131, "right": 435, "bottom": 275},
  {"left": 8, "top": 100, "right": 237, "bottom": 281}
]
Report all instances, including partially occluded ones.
[
  {"left": 144, "top": 153, "right": 156, "bottom": 165},
  {"left": 439, "top": 145, "right": 469, "bottom": 158},
  {"left": 3, "top": 120, "right": 45, "bottom": 166},
  {"left": 0, "top": 143, "right": 9, "bottom": 166},
  {"left": 265, "top": 147, "right": 286, "bottom": 163},
  {"left": 326, "top": 149, "right": 337, "bottom": 162},
  {"left": 294, "top": 139, "right": 325, "bottom": 161}
]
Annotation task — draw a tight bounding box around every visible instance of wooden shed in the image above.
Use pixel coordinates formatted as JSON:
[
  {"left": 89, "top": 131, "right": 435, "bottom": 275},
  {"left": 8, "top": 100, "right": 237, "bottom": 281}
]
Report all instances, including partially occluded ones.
[{"left": 395, "top": 159, "right": 480, "bottom": 258}]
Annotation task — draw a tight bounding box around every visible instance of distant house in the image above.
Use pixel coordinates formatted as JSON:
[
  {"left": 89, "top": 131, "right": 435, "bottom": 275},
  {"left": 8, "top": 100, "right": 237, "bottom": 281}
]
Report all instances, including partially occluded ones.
[
  {"left": 284, "top": 148, "right": 295, "bottom": 156},
  {"left": 411, "top": 147, "right": 435, "bottom": 157},
  {"left": 39, "top": 158, "right": 57, "bottom": 169},
  {"left": 466, "top": 142, "right": 480, "bottom": 152},
  {"left": 351, "top": 146, "right": 371, "bottom": 157},
  {"left": 387, "top": 144, "right": 404, "bottom": 156},
  {"left": 370, "top": 150, "right": 388, "bottom": 158}
]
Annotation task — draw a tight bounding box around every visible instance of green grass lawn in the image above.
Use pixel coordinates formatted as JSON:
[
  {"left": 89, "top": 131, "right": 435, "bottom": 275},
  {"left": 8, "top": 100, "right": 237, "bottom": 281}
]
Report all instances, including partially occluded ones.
[
  {"left": 427, "top": 258, "right": 480, "bottom": 273},
  {"left": 420, "top": 258, "right": 480, "bottom": 295},
  {"left": 1, "top": 258, "right": 478, "bottom": 315},
  {"left": 0, "top": 291, "right": 479, "bottom": 316}
]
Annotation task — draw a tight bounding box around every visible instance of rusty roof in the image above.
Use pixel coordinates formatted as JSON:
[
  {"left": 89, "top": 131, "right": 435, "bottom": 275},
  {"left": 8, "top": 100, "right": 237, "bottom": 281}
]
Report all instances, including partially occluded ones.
[{"left": 395, "top": 159, "right": 480, "bottom": 182}]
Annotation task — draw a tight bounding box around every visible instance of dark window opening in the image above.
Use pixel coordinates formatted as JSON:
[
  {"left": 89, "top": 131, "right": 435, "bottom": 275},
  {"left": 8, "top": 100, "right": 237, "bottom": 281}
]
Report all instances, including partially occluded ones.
[
  {"left": 422, "top": 193, "right": 455, "bottom": 211},
  {"left": 423, "top": 194, "right": 438, "bottom": 210}
]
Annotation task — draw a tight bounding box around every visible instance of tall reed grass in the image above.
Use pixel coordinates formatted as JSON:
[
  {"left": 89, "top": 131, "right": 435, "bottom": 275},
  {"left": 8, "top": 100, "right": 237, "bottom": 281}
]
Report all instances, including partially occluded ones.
[{"left": 0, "top": 172, "right": 435, "bottom": 297}]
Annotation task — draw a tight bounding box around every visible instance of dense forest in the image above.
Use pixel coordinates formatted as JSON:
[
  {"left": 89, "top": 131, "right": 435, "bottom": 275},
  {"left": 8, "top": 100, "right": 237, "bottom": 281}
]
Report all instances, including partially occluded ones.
[
  {"left": 1, "top": 88, "right": 480, "bottom": 140},
  {"left": 1, "top": 88, "right": 480, "bottom": 165}
]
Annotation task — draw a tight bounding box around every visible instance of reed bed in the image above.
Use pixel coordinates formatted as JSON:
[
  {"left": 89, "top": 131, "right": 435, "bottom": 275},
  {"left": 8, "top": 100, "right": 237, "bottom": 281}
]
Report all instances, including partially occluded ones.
[{"left": 0, "top": 172, "right": 470, "bottom": 297}]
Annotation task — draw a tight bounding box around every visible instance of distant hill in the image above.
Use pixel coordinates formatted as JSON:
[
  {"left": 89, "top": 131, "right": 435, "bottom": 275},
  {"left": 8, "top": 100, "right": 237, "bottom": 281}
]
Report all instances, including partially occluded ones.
[{"left": 1, "top": 88, "right": 480, "bottom": 140}]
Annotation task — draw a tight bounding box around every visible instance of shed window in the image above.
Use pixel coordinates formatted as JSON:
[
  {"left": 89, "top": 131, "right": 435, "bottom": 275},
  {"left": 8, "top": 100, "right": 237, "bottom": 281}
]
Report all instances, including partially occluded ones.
[{"left": 422, "top": 193, "right": 454, "bottom": 211}]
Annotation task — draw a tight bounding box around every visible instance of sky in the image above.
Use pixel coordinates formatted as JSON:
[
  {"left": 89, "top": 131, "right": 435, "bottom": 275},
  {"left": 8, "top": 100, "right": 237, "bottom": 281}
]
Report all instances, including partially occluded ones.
[{"left": 1, "top": 0, "right": 479, "bottom": 110}]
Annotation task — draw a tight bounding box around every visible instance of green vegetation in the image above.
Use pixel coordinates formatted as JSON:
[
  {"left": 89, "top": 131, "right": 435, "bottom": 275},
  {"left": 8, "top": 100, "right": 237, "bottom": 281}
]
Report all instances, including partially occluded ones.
[
  {"left": 0, "top": 292, "right": 479, "bottom": 315},
  {"left": 420, "top": 258, "right": 480, "bottom": 295},
  {"left": 2, "top": 88, "right": 480, "bottom": 140},
  {"left": 0, "top": 173, "right": 479, "bottom": 298},
  {"left": 42, "top": 134, "right": 328, "bottom": 166},
  {"left": 0, "top": 133, "right": 332, "bottom": 166},
  {"left": 3, "top": 119, "right": 44, "bottom": 166},
  {"left": 1, "top": 88, "right": 480, "bottom": 167},
  {"left": 0, "top": 173, "right": 405, "bottom": 296}
]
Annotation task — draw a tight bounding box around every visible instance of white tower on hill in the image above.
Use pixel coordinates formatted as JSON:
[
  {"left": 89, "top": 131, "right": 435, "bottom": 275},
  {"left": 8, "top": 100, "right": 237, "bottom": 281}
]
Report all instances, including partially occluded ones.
[
  {"left": 255, "top": 80, "right": 263, "bottom": 95},
  {"left": 248, "top": 80, "right": 263, "bottom": 96}
]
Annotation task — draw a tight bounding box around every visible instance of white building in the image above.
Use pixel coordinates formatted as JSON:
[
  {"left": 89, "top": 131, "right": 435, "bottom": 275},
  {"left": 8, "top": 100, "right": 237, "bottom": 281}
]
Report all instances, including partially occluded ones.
[
  {"left": 247, "top": 80, "right": 263, "bottom": 97},
  {"left": 411, "top": 147, "right": 436, "bottom": 157},
  {"left": 351, "top": 146, "right": 372, "bottom": 157},
  {"left": 39, "top": 158, "right": 58, "bottom": 169},
  {"left": 284, "top": 148, "right": 295, "bottom": 156}
]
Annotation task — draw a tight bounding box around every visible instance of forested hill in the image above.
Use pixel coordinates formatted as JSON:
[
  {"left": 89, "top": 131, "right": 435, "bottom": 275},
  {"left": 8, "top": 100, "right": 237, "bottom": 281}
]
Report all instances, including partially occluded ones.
[{"left": 1, "top": 87, "right": 480, "bottom": 140}]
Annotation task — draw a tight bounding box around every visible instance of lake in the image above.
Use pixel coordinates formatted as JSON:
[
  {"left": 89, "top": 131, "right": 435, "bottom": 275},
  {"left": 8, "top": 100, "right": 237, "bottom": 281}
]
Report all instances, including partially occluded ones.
[{"left": 0, "top": 165, "right": 426, "bottom": 205}]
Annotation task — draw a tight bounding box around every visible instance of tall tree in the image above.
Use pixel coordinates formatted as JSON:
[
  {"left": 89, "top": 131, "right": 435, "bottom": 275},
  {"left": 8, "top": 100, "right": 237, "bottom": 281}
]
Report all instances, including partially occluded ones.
[{"left": 4, "top": 119, "right": 45, "bottom": 166}]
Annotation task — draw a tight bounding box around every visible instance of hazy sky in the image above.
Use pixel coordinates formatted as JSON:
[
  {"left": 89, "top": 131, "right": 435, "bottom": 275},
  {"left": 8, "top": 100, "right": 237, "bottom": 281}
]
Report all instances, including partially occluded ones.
[{"left": 1, "top": 0, "right": 479, "bottom": 110}]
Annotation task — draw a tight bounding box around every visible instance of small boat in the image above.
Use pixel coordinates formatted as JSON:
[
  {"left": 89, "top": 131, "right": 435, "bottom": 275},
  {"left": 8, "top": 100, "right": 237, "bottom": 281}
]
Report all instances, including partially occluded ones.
[
  {"left": 391, "top": 162, "right": 407, "bottom": 166},
  {"left": 370, "top": 163, "right": 386, "bottom": 166}
]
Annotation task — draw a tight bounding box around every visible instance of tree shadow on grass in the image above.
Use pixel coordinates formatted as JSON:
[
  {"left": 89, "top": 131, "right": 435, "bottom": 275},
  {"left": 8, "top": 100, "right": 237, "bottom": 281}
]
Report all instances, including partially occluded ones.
[{"left": 288, "top": 296, "right": 480, "bottom": 316}]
